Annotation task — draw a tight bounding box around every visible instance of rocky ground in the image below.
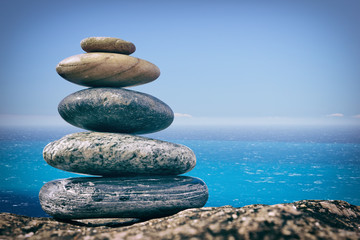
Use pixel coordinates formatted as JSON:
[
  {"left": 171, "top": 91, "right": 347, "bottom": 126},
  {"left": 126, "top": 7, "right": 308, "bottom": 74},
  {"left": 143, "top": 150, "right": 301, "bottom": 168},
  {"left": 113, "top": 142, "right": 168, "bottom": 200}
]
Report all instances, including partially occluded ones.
[{"left": 1, "top": 200, "right": 360, "bottom": 240}]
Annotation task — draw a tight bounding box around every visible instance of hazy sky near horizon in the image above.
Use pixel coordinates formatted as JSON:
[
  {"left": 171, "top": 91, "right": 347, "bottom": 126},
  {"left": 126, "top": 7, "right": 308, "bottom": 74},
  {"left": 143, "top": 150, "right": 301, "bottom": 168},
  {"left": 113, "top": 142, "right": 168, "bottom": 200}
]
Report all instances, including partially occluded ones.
[{"left": 1, "top": 0, "right": 359, "bottom": 126}]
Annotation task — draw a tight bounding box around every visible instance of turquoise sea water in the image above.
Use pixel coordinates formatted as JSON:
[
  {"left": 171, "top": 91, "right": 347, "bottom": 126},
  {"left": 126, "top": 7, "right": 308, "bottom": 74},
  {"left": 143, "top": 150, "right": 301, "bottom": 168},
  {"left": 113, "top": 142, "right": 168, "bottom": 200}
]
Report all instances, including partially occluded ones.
[{"left": 0, "top": 126, "right": 360, "bottom": 217}]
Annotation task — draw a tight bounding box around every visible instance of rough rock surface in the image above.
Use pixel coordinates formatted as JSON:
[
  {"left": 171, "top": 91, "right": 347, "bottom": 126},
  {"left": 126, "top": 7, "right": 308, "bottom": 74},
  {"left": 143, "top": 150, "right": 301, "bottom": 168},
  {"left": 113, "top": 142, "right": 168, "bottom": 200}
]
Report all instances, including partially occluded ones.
[
  {"left": 58, "top": 88, "right": 174, "bottom": 134},
  {"left": 39, "top": 176, "right": 208, "bottom": 220},
  {"left": 43, "top": 132, "right": 196, "bottom": 176},
  {"left": 1, "top": 200, "right": 359, "bottom": 240},
  {"left": 56, "top": 53, "right": 160, "bottom": 87},
  {"left": 81, "top": 37, "right": 136, "bottom": 54}
]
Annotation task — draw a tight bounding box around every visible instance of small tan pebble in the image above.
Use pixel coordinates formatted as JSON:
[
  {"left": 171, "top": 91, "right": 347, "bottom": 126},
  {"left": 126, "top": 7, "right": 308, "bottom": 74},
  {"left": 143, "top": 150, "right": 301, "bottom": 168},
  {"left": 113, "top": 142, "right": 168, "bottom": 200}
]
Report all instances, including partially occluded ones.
[{"left": 81, "top": 37, "right": 136, "bottom": 54}]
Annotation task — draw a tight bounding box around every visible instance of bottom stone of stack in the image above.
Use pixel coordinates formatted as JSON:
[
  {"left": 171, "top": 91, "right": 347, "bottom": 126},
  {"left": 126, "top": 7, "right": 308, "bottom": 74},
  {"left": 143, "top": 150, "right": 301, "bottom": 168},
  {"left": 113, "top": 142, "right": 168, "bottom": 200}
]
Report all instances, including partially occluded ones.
[{"left": 39, "top": 176, "right": 208, "bottom": 220}]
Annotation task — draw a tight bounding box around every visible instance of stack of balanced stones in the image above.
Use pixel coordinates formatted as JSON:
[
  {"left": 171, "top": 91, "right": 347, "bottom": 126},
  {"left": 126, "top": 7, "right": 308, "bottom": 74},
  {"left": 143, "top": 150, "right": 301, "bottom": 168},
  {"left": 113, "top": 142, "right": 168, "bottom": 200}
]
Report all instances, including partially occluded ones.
[{"left": 39, "top": 37, "right": 208, "bottom": 220}]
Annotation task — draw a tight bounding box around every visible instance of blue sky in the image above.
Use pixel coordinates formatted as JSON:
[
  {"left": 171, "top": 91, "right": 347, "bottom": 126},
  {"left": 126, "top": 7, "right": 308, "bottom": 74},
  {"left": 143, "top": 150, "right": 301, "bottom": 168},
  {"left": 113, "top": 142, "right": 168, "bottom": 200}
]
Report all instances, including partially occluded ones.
[{"left": 1, "top": 0, "right": 359, "bottom": 126}]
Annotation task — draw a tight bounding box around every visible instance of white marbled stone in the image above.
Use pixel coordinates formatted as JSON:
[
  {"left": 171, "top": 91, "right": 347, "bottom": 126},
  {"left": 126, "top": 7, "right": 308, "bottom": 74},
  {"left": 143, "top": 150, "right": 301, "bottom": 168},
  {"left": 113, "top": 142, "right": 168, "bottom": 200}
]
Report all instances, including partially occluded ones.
[{"left": 39, "top": 176, "right": 209, "bottom": 220}]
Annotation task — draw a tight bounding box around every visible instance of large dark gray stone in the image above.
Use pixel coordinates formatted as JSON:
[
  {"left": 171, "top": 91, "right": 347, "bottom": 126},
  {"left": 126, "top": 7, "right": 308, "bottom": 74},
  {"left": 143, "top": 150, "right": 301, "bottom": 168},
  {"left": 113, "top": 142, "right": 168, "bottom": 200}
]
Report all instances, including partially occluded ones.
[
  {"left": 58, "top": 88, "right": 174, "bottom": 134},
  {"left": 43, "top": 132, "right": 196, "bottom": 176},
  {"left": 39, "top": 176, "right": 208, "bottom": 220}
]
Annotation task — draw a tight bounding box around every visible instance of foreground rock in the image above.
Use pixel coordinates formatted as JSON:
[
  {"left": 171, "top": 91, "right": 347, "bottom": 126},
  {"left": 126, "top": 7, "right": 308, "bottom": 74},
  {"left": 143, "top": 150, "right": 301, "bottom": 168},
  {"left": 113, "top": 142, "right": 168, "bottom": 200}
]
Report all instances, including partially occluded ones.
[
  {"left": 39, "top": 176, "right": 208, "bottom": 220},
  {"left": 43, "top": 132, "right": 196, "bottom": 176},
  {"left": 58, "top": 88, "right": 174, "bottom": 134},
  {"left": 56, "top": 53, "right": 160, "bottom": 87},
  {"left": 81, "top": 37, "right": 136, "bottom": 54},
  {"left": 1, "top": 200, "right": 359, "bottom": 240}
]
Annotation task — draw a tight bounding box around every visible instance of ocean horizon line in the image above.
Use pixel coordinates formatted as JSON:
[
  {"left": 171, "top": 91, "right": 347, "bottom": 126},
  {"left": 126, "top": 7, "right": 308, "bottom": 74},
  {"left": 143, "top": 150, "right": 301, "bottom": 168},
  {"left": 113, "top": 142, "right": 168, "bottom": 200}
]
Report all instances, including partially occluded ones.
[
  {"left": 1, "top": 114, "right": 360, "bottom": 128},
  {"left": 1, "top": 123, "right": 359, "bottom": 144}
]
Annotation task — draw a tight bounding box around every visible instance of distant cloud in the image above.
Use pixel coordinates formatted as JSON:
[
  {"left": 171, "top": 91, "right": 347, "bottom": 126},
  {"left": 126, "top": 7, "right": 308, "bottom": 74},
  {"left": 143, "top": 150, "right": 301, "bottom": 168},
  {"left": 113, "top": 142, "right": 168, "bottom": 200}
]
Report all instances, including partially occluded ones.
[
  {"left": 354, "top": 114, "right": 360, "bottom": 119},
  {"left": 174, "top": 113, "right": 193, "bottom": 118},
  {"left": 327, "top": 113, "right": 344, "bottom": 117}
]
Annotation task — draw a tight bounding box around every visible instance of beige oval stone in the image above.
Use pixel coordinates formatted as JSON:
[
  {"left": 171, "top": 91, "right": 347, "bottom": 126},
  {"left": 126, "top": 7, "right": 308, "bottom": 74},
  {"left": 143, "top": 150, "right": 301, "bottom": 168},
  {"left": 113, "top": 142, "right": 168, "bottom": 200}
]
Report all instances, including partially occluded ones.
[
  {"left": 81, "top": 37, "right": 136, "bottom": 54},
  {"left": 56, "top": 53, "right": 160, "bottom": 87}
]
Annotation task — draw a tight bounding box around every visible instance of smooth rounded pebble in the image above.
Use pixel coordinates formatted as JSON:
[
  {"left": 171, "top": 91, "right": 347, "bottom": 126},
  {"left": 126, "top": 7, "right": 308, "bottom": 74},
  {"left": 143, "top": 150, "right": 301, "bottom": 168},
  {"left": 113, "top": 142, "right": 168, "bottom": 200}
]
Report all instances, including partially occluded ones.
[
  {"left": 39, "top": 176, "right": 209, "bottom": 220},
  {"left": 56, "top": 53, "right": 160, "bottom": 88},
  {"left": 43, "top": 132, "right": 196, "bottom": 176},
  {"left": 58, "top": 88, "right": 174, "bottom": 134},
  {"left": 81, "top": 37, "right": 136, "bottom": 54}
]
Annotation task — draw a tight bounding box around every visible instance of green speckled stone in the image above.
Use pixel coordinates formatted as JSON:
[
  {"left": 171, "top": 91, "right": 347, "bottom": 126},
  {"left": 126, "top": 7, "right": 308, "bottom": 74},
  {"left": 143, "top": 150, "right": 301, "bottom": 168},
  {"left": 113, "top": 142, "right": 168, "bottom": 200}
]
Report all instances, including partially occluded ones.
[{"left": 43, "top": 132, "right": 196, "bottom": 176}]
